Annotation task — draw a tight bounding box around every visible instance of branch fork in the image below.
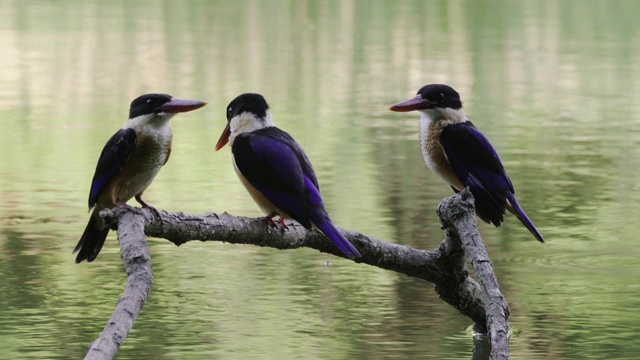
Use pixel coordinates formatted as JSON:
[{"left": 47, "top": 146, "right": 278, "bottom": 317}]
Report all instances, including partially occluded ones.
[{"left": 83, "top": 188, "right": 510, "bottom": 360}]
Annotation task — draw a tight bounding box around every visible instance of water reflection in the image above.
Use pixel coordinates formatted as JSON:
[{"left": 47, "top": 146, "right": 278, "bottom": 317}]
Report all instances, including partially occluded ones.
[{"left": 1, "top": 0, "right": 640, "bottom": 359}]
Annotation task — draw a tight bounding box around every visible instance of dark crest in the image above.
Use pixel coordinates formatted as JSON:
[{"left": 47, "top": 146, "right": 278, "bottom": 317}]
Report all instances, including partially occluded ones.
[
  {"left": 129, "top": 93, "right": 173, "bottom": 119},
  {"left": 417, "top": 84, "right": 462, "bottom": 110},
  {"left": 226, "top": 93, "right": 269, "bottom": 122}
]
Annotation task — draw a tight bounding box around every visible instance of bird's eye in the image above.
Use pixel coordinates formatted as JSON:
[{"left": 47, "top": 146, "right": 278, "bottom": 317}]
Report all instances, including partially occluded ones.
[
  {"left": 439, "top": 93, "right": 444, "bottom": 99},
  {"left": 146, "top": 99, "right": 153, "bottom": 104}
]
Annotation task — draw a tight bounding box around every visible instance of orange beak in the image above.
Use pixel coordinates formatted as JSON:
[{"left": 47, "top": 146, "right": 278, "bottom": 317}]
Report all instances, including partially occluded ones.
[{"left": 215, "top": 123, "right": 231, "bottom": 151}]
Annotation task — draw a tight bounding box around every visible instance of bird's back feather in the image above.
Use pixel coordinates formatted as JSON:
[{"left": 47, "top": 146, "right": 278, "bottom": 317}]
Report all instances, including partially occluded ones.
[
  {"left": 232, "top": 127, "right": 318, "bottom": 227},
  {"left": 440, "top": 122, "right": 512, "bottom": 226},
  {"left": 232, "top": 127, "right": 360, "bottom": 257},
  {"left": 440, "top": 122, "right": 544, "bottom": 241}
]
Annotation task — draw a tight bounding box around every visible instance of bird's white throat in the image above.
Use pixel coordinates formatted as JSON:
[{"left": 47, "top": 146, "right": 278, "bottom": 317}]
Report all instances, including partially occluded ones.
[
  {"left": 421, "top": 107, "right": 467, "bottom": 124},
  {"left": 124, "top": 113, "right": 176, "bottom": 130},
  {"left": 122, "top": 113, "right": 174, "bottom": 142},
  {"left": 229, "top": 110, "right": 274, "bottom": 145},
  {"left": 418, "top": 107, "right": 468, "bottom": 172}
]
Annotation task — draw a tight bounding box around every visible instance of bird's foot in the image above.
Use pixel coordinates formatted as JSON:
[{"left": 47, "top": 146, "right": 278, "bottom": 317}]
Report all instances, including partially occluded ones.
[
  {"left": 142, "top": 204, "right": 161, "bottom": 219},
  {"left": 135, "top": 194, "right": 152, "bottom": 208},
  {"left": 273, "top": 217, "right": 289, "bottom": 230},
  {"left": 260, "top": 212, "right": 289, "bottom": 230},
  {"left": 135, "top": 195, "right": 161, "bottom": 218}
]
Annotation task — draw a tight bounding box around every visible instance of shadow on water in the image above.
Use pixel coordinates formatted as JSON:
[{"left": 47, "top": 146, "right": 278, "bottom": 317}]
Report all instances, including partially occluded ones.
[{"left": 472, "top": 336, "right": 491, "bottom": 360}]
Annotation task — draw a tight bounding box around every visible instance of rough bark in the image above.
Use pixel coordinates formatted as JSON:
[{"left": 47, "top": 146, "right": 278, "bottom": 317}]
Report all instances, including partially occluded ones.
[
  {"left": 438, "top": 190, "right": 511, "bottom": 360},
  {"left": 130, "top": 208, "right": 488, "bottom": 328},
  {"left": 84, "top": 210, "right": 152, "bottom": 360},
  {"left": 87, "top": 188, "right": 509, "bottom": 359}
]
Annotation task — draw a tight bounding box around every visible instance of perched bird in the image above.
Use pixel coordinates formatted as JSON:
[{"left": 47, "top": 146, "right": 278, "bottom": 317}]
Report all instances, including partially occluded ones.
[
  {"left": 214, "top": 93, "right": 361, "bottom": 259},
  {"left": 74, "top": 94, "right": 207, "bottom": 263},
  {"left": 389, "top": 84, "right": 544, "bottom": 242}
]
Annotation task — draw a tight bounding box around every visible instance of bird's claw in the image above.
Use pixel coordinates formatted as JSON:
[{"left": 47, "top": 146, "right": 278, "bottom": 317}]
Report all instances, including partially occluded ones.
[
  {"left": 142, "top": 205, "right": 161, "bottom": 219},
  {"left": 135, "top": 195, "right": 161, "bottom": 219},
  {"left": 273, "top": 217, "right": 289, "bottom": 230},
  {"left": 260, "top": 213, "right": 289, "bottom": 230}
]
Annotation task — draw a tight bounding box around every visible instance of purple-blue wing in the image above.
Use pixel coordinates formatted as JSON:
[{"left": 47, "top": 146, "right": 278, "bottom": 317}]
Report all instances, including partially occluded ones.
[
  {"left": 233, "top": 127, "right": 361, "bottom": 258},
  {"left": 440, "top": 122, "right": 513, "bottom": 226},
  {"left": 232, "top": 127, "right": 319, "bottom": 228},
  {"left": 88, "top": 128, "right": 137, "bottom": 209}
]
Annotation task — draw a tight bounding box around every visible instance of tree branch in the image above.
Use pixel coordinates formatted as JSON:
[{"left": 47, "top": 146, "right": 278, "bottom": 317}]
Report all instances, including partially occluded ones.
[
  {"left": 135, "top": 206, "right": 488, "bottom": 328},
  {"left": 437, "top": 190, "right": 510, "bottom": 359},
  {"left": 87, "top": 188, "right": 510, "bottom": 359},
  {"left": 84, "top": 210, "right": 152, "bottom": 360}
]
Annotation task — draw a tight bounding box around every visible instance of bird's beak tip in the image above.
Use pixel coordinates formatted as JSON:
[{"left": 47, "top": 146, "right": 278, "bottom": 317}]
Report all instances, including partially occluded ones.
[
  {"left": 388, "top": 103, "right": 409, "bottom": 112},
  {"left": 215, "top": 123, "right": 231, "bottom": 151}
]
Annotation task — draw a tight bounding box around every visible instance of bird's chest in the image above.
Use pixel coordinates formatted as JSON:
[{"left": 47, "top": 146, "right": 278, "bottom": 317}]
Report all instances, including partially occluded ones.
[
  {"left": 130, "top": 129, "right": 172, "bottom": 170},
  {"left": 419, "top": 118, "right": 464, "bottom": 190},
  {"left": 419, "top": 119, "right": 447, "bottom": 171},
  {"left": 113, "top": 127, "right": 172, "bottom": 200}
]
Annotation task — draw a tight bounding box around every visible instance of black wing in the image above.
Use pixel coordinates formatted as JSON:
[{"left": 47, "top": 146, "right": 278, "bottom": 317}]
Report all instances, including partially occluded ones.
[
  {"left": 88, "top": 128, "right": 137, "bottom": 208},
  {"left": 440, "top": 122, "right": 514, "bottom": 226}
]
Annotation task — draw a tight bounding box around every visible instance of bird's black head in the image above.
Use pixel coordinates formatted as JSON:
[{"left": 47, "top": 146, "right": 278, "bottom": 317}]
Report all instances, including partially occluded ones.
[
  {"left": 389, "top": 84, "right": 462, "bottom": 112},
  {"left": 129, "top": 94, "right": 173, "bottom": 119},
  {"left": 416, "top": 84, "right": 462, "bottom": 110},
  {"left": 215, "top": 93, "right": 271, "bottom": 151},
  {"left": 226, "top": 93, "right": 269, "bottom": 122}
]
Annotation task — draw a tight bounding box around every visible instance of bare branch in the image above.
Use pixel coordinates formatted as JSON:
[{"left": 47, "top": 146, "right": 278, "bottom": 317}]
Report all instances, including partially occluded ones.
[
  {"left": 128, "top": 206, "right": 489, "bottom": 328},
  {"left": 84, "top": 209, "right": 152, "bottom": 360},
  {"left": 438, "top": 189, "right": 510, "bottom": 360},
  {"left": 88, "top": 188, "right": 510, "bottom": 359}
]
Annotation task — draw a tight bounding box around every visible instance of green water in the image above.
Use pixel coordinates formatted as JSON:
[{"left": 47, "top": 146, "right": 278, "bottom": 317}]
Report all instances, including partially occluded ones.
[{"left": 1, "top": 0, "right": 639, "bottom": 359}]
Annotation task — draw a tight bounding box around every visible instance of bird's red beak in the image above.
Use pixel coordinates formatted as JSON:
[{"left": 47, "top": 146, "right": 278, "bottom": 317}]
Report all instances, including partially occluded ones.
[
  {"left": 388, "top": 95, "right": 434, "bottom": 112},
  {"left": 215, "top": 123, "right": 231, "bottom": 151},
  {"left": 160, "top": 98, "right": 207, "bottom": 113}
]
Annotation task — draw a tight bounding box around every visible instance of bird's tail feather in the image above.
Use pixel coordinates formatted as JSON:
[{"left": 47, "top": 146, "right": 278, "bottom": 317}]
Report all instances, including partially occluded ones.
[
  {"left": 313, "top": 218, "right": 361, "bottom": 259},
  {"left": 506, "top": 193, "right": 544, "bottom": 243},
  {"left": 74, "top": 211, "right": 110, "bottom": 263}
]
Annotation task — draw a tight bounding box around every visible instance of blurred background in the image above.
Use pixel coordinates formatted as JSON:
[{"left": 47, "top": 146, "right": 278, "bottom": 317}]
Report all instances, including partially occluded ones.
[{"left": 1, "top": 0, "right": 639, "bottom": 359}]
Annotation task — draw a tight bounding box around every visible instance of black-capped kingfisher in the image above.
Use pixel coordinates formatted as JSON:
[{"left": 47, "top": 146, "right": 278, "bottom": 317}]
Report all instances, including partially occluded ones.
[
  {"left": 74, "top": 94, "right": 207, "bottom": 263},
  {"left": 214, "top": 93, "right": 361, "bottom": 259},
  {"left": 389, "top": 84, "right": 544, "bottom": 242}
]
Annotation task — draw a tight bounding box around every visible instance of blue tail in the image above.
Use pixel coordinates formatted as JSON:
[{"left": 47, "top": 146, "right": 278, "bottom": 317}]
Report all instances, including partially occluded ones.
[
  {"left": 507, "top": 193, "right": 544, "bottom": 243},
  {"left": 312, "top": 217, "right": 361, "bottom": 259}
]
